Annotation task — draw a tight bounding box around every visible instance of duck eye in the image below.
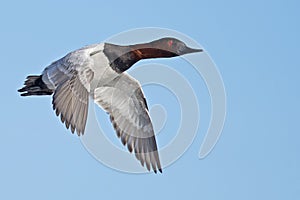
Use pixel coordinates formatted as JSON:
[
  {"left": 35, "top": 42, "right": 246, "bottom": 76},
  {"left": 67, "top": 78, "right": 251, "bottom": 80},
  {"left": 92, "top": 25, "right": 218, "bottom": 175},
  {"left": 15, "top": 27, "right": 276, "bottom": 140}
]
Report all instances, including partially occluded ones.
[{"left": 167, "top": 40, "right": 173, "bottom": 47}]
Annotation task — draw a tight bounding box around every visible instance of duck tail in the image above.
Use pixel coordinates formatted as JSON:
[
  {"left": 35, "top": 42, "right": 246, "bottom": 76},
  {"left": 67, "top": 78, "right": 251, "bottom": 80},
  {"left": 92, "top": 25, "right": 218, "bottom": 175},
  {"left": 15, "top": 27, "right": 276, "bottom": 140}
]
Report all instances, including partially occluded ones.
[{"left": 18, "top": 75, "right": 53, "bottom": 96}]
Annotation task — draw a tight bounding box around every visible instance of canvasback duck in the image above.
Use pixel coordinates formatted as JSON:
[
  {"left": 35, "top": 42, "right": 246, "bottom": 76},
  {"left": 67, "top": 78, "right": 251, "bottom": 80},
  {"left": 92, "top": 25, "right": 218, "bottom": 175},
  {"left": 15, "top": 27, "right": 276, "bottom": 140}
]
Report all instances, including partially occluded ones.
[{"left": 18, "top": 37, "right": 203, "bottom": 173}]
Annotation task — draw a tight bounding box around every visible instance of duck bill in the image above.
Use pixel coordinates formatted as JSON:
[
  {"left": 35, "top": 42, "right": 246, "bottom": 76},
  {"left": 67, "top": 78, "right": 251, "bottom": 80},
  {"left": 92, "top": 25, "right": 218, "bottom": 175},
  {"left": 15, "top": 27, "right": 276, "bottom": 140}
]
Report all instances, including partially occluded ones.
[{"left": 184, "top": 47, "right": 203, "bottom": 54}]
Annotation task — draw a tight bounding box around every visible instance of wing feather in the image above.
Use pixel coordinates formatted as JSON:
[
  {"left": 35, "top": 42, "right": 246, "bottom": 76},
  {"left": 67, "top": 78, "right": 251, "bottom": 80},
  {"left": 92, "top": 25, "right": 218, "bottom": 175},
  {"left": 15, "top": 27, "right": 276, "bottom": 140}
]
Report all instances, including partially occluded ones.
[
  {"left": 45, "top": 56, "right": 94, "bottom": 136},
  {"left": 94, "top": 73, "right": 162, "bottom": 173}
]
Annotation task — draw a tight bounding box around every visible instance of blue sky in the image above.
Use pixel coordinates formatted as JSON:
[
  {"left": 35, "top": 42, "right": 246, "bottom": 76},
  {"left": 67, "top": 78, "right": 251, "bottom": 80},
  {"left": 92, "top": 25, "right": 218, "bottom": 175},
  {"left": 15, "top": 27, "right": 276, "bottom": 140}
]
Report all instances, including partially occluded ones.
[{"left": 1, "top": 0, "right": 299, "bottom": 199}]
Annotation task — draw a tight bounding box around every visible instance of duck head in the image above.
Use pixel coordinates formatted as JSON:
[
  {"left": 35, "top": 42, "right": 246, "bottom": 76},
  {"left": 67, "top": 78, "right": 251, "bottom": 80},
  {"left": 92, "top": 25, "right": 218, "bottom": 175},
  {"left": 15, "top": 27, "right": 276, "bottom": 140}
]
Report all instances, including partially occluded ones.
[
  {"left": 147, "top": 37, "right": 203, "bottom": 56},
  {"left": 103, "top": 37, "right": 203, "bottom": 73}
]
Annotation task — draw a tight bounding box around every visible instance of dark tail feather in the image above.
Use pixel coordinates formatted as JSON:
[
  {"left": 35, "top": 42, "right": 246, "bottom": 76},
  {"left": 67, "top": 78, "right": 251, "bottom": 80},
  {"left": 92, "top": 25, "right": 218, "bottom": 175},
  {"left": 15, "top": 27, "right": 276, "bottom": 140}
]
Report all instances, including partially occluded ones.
[{"left": 18, "top": 75, "right": 53, "bottom": 96}]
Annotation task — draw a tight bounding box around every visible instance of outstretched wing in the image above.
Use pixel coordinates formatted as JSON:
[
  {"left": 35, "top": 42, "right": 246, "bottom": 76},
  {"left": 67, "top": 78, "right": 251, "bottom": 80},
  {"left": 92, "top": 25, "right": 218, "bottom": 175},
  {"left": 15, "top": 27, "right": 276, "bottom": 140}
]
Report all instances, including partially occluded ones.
[
  {"left": 43, "top": 55, "right": 94, "bottom": 136},
  {"left": 94, "top": 73, "right": 162, "bottom": 173}
]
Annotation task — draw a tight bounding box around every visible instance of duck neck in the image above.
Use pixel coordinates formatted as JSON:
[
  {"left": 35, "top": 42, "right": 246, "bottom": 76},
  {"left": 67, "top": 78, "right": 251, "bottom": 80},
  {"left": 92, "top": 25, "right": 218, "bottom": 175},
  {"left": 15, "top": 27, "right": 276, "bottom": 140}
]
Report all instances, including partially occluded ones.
[{"left": 103, "top": 42, "right": 177, "bottom": 73}]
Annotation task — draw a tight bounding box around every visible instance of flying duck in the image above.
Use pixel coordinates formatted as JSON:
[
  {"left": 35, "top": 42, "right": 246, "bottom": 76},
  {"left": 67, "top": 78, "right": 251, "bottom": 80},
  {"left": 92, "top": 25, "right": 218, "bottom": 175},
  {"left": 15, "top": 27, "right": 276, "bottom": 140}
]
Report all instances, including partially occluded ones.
[{"left": 18, "top": 37, "right": 203, "bottom": 173}]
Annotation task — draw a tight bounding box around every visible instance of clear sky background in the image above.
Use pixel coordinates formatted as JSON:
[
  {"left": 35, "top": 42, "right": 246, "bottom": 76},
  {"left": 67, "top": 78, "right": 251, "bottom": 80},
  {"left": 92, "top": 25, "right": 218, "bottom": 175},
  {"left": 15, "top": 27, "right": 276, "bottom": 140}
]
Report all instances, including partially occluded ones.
[{"left": 1, "top": 0, "right": 299, "bottom": 199}]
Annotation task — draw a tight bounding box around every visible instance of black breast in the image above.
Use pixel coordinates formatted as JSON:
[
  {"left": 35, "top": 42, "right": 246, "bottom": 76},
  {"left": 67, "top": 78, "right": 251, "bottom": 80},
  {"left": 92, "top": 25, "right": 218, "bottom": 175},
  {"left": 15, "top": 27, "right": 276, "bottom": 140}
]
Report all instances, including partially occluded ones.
[{"left": 103, "top": 43, "right": 139, "bottom": 73}]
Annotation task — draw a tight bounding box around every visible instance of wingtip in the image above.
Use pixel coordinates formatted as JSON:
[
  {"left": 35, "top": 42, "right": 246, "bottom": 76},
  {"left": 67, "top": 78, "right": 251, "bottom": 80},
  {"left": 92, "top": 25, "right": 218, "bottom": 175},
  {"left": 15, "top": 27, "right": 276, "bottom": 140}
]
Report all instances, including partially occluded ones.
[
  {"left": 153, "top": 168, "right": 162, "bottom": 174},
  {"left": 76, "top": 130, "right": 81, "bottom": 136},
  {"left": 127, "top": 144, "right": 133, "bottom": 153}
]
